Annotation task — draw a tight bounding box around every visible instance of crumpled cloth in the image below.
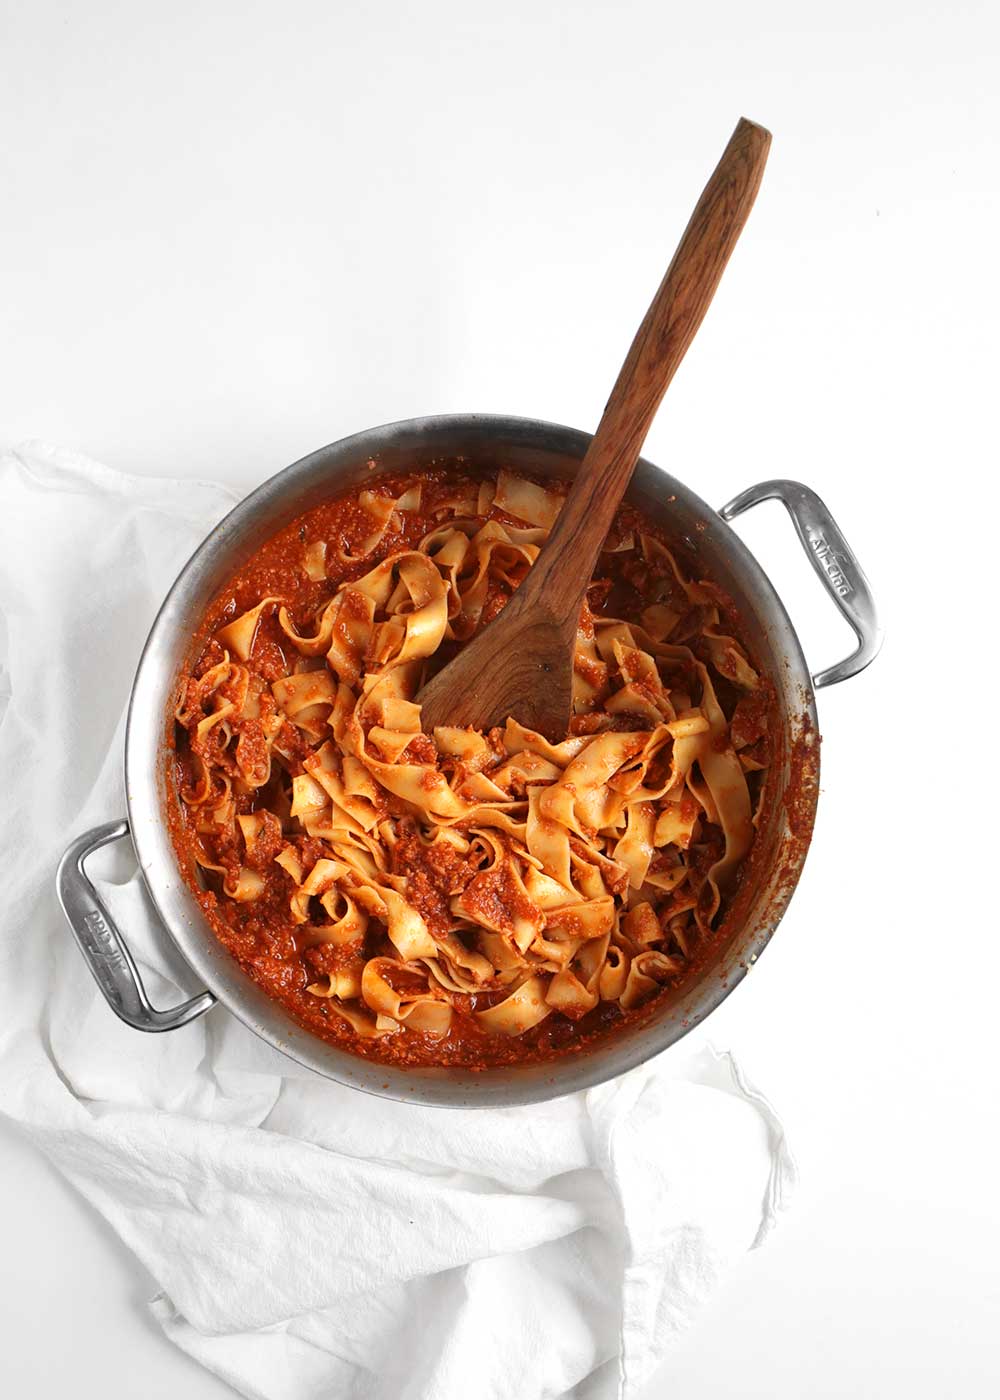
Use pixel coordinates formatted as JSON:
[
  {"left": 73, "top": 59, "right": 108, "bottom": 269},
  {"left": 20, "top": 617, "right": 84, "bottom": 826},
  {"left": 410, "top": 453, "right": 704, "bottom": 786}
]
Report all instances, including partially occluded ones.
[{"left": 0, "top": 442, "right": 796, "bottom": 1400}]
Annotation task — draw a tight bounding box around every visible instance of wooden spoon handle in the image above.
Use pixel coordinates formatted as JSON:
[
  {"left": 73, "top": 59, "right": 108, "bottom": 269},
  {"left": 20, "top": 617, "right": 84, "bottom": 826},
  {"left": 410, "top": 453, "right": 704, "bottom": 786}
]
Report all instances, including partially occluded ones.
[
  {"left": 416, "top": 118, "right": 771, "bottom": 741},
  {"left": 524, "top": 117, "right": 771, "bottom": 618}
]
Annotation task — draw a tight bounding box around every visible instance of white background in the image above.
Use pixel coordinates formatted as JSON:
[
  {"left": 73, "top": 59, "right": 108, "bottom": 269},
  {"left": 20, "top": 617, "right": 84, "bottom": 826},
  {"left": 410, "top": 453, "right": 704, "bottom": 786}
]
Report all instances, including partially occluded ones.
[{"left": 2, "top": 1, "right": 998, "bottom": 1395}]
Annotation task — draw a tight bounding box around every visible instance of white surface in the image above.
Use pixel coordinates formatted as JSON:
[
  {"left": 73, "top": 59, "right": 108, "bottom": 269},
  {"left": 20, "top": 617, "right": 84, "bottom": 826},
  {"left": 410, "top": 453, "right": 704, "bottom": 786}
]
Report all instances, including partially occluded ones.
[{"left": 1, "top": 1, "right": 997, "bottom": 1395}]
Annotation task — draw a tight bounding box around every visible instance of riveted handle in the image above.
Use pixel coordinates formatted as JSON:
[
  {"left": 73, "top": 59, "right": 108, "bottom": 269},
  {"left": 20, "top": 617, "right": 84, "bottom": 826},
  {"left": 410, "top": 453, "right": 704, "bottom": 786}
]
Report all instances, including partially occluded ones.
[
  {"left": 56, "top": 819, "right": 216, "bottom": 1032},
  {"left": 720, "top": 479, "right": 883, "bottom": 688}
]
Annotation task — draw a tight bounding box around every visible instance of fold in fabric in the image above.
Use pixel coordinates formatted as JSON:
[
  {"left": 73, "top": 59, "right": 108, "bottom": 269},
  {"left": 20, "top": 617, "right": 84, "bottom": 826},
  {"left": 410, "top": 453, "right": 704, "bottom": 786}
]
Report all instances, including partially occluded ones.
[{"left": 0, "top": 443, "right": 796, "bottom": 1400}]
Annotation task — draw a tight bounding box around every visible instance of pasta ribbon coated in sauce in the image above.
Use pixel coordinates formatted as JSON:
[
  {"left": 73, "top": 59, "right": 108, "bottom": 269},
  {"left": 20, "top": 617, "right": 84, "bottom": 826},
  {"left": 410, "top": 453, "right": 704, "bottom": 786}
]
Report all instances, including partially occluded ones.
[{"left": 169, "top": 468, "right": 770, "bottom": 1068}]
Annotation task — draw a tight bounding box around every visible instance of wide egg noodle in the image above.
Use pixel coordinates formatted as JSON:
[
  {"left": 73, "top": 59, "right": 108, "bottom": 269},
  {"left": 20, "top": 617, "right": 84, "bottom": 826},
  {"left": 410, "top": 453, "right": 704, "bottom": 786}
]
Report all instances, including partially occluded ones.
[{"left": 174, "top": 471, "right": 766, "bottom": 1049}]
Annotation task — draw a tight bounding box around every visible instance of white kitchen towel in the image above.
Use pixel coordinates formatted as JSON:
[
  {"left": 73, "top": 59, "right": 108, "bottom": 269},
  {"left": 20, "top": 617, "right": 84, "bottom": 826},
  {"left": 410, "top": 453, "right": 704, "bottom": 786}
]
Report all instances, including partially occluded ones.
[{"left": 0, "top": 442, "right": 796, "bottom": 1400}]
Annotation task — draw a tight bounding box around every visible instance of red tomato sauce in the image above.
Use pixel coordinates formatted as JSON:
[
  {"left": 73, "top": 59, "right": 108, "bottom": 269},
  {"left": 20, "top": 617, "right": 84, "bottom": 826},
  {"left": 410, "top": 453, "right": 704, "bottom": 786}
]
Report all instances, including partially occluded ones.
[{"left": 166, "top": 464, "right": 773, "bottom": 1070}]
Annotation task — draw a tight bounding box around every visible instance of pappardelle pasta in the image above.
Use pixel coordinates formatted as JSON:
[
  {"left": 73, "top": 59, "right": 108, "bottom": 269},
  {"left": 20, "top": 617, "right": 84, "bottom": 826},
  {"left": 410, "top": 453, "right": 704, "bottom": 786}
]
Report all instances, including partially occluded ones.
[{"left": 168, "top": 466, "right": 772, "bottom": 1067}]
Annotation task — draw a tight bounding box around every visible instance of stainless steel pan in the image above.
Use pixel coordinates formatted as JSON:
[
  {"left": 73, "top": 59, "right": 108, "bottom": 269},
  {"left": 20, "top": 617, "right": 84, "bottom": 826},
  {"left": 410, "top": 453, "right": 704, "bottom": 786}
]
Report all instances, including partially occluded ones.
[{"left": 56, "top": 415, "right": 881, "bottom": 1106}]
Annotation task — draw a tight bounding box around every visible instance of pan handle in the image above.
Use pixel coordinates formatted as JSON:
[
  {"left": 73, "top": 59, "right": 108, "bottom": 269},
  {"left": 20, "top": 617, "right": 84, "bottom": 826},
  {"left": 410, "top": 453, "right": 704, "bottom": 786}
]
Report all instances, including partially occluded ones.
[
  {"left": 720, "top": 479, "right": 883, "bottom": 688},
  {"left": 56, "top": 819, "right": 216, "bottom": 1032}
]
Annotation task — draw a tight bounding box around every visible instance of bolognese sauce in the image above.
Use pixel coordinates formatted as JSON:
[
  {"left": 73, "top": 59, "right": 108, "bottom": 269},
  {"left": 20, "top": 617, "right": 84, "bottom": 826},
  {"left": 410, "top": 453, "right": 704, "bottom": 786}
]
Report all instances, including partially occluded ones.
[{"left": 167, "top": 464, "right": 772, "bottom": 1069}]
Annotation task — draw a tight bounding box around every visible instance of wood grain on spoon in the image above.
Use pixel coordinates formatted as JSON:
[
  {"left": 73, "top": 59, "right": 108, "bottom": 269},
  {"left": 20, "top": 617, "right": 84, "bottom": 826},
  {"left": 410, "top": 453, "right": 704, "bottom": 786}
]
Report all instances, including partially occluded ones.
[{"left": 418, "top": 117, "right": 772, "bottom": 740}]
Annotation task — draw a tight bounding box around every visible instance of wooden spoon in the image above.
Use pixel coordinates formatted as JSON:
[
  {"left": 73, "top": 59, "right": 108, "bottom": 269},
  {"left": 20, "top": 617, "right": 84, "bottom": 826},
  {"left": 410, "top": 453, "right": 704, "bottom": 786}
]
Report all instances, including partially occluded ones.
[{"left": 418, "top": 117, "right": 771, "bottom": 740}]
